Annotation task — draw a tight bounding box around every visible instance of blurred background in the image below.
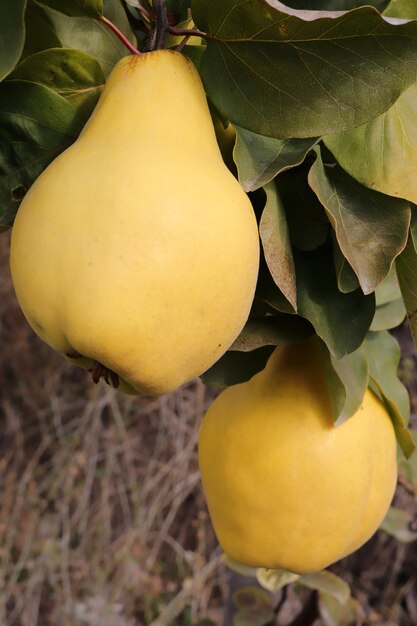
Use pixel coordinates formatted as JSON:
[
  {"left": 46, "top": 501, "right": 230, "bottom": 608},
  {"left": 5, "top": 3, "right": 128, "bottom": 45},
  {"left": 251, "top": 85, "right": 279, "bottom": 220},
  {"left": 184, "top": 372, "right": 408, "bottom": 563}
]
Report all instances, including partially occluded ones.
[{"left": 1, "top": 234, "right": 417, "bottom": 626}]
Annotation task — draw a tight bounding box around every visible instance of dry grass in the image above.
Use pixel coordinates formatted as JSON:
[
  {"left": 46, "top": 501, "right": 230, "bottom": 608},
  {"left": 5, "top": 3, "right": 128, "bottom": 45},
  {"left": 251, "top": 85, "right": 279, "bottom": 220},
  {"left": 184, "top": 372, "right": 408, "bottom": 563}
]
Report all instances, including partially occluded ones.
[
  {"left": 0, "top": 234, "right": 225, "bottom": 625},
  {"left": 1, "top": 234, "right": 417, "bottom": 626}
]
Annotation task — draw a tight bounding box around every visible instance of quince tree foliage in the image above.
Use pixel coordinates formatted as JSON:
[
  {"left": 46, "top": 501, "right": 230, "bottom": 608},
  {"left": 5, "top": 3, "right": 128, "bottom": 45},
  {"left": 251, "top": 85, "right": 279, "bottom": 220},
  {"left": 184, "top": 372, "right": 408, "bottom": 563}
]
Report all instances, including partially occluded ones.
[{"left": 1, "top": 0, "right": 417, "bottom": 458}]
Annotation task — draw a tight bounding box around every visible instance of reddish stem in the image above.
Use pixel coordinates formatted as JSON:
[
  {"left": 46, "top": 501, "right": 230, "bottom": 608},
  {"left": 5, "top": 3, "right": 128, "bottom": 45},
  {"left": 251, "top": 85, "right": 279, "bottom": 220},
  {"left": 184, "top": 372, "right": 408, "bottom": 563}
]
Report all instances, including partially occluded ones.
[{"left": 100, "top": 15, "right": 142, "bottom": 55}]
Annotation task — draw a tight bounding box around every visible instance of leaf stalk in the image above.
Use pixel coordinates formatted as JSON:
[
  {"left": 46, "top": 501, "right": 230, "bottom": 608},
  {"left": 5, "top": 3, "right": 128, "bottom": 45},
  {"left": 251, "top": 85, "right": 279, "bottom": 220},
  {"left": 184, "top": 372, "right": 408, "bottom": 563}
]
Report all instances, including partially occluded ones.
[{"left": 100, "top": 15, "right": 141, "bottom": 55}]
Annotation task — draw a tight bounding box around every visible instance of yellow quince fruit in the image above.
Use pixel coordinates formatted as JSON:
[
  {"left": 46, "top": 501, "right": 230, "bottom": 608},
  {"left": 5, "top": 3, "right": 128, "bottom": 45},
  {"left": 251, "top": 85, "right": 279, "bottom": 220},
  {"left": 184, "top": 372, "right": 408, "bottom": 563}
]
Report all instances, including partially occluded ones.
[
  {"left": 199, "top": 339, "right": 397, "bottom": 573},
  {"left": 10, "top": 50, "right": 259, "bottom": 395}
]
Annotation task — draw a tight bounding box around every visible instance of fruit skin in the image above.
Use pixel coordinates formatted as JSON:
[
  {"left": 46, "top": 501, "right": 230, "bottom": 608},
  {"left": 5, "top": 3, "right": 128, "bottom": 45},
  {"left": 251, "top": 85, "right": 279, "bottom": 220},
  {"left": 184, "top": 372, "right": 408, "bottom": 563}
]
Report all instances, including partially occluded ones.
[
  {"left": 212, "top": 115, "right": 237, "bottom": 175},
  {"left": 10, "top": 50, "right": 259, "bottom": 395},
  {"left": 198, "top": 339, "right": 397, "bottom": 574}
]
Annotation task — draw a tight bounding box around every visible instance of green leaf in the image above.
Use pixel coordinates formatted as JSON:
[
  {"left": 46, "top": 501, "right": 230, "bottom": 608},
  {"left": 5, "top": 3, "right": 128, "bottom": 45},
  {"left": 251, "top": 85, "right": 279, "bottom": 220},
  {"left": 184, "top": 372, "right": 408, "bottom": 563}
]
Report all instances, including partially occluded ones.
[
  {"left": 332, "top": 234, "right": 360, "bottom": 294},
  {"left": 200, "top": 347, "right": 275, "bottom": 388},
  {"left": 384, "top": 0, "right": 417, "bottom": 18},
  {"left": 396, "top": 226, "right": 417, "bottom": 347},
  {"left": 319, "top": 593, "right": 359, "bottom": 626},
  {"left": 0, "top": 81, "right": 83, "bottom": 230},
  {"left": 375, "top": 267, "right": 403, "bottom": 306},
  {"left": 103, "top": 0, "right": 136, "bottom": 43},
  {"left": 308, "top": 149, "right": 411, "bottom": 295},
  {"left": 234, "top": 126, "right": 317, "bottom": 192},
  {"left": 230, "top": 316, "right": 312, "bottom": 351},
  {"left": 324, "top": 84, "right": 417, "bottom": 206},
  {"left": 277, "top": 167, "right": 329, "bottom": 252},
  {"left": 380, "top": 506, "right": 417, "bottom": 542},
  {"left": 0, "top": 0, "right": 27, "bottom": 81},
  {"left": 286, "top": 0, "right": 389, "bottom": 8},
  {"left": 295, "top": 245, "right": 375, "bottom": 358},
  {"left": 22, "top": 1, "right": 62, "bottom": 58},
  {"left": 41, "top": 2, "right": 128, "bottom": 76},
  {"left": 9, "top": 48, "right": 105, "bottom": 122},
  {"left": 299, "top": 571, "right": 350, "bottom": 605},
  {"left": 364, "top": 331, "right": 410, "bottom": 417},
  {"left": 363, "top": 331, "right": 414, "bottom": 457},
  {"left": 257, "top": 569, "right": 299, "bottom": 593},
  {"left": 233, "top": 587, "right": 273, "bottom": 611},
  {"left": 256, "top": 260, "right": 297, "bottom": 315},
  {"left": 234, "top": 607, "right": 275, "bottom": 626},
  {"left": 182, "top": 43, "right": 206, "bottom": 69},
  {"left": 232, "top": 587, "right": 274, "bottom": 626},
  {"left": 320, "top": 342, "right": 368, "bottom": 425},
  {"left": 36, "top": 0, "right": 103, "bottom": 17},
  {"left": 370, "top": 299, "right": 406, "bottom": 331},
  {"left": 398, "top": 429, "right": 417, "bottom": 491},
  {"left": 260, "top": 182, "right": 297, "bottom": 309},
  {"left": 193, "top": 1, "right": 417, "bottom": 138},
  {"left": 167, "top": 17, "right": 203, "bottom": 48},
  {"left": 222, "top": 554, "right": 258, "bottom": 578},
  {"left": 298, "top": 561, "right": 358, "bottom": 626},
  {"left": 166, "top": 0, "right": 191, "bottom": 21}
]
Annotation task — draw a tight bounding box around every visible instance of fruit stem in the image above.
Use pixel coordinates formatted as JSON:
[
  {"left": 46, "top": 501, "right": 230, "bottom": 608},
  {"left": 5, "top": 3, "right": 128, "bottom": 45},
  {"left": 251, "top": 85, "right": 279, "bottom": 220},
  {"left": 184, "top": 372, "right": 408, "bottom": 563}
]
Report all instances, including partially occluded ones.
[
  {"left": 146, "top": 0, "right": 169, "bottom": 51},
  {"left": 99, "top": 15, "right": 142, "bottom": 55}
]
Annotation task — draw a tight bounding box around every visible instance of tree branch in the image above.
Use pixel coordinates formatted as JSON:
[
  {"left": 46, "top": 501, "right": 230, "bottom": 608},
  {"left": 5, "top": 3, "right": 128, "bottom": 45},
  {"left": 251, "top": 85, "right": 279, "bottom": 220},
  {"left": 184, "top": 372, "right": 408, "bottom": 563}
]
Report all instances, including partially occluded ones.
[{"left": 146, "top": 0, "right": 169, "bottom": 51}]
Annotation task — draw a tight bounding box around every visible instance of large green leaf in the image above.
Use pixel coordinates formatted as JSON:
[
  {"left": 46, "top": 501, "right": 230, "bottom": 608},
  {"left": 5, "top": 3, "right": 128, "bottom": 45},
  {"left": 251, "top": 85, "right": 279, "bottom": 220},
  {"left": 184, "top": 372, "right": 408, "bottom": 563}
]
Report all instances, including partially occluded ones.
[
  {"left": 286, "top": 0, "right": 389, "bottom": 8},
  {"left": 373, "top": 267, "right": 406, "bottom": 330},
  {"left": 166, "top": 0, "right": 192, "bottom": 21},
  {"left": 193, "top": 0, "right": 417, "bottom": 138},
  {"left": 9, "top": 48, "right": 105, "bottom": 122},
  {"left": 234, "top": 126, "right": 317, "bottom": 192},
  {"left": 295, "top": 244, "right": 375, "bottom": 358},
  {"left": 36, "top": 0, "right": 103, "bottom": 17},
  {"left": 0, "top": 0, "right": 27, "bottom": 81},
  {"left": 222, "top": 555, "right": 258, "bottom": 577},
  {"left": 309, "top": 149, "right": 411, "bottom": 294},
  {"left": 200, "top": 347, "right": 274, "bottom": 387},
  {"left": 40, "top": 1, "right": 129, "bottom": 76},
  {"left": 370, "top": 298, "right": 406, "bottom": 331},
  {"left": 232, "top": 587, "right": 274, "bottom": 626},
  {"left": 380, "top": 506, "right": 417, "bottom": 542},
  {"left": 230, "top": 316, "right": 312, "bottom": 351},
  {"left": 324, "top": 84, "right": 417, "bottom": 205},
  {"left": 0, "top": 81, "right": 83, "bottom": 230},
  {"left": 363, "top": 331, "right": 414, "bottom": 457},
  {"left": 396, "top": 221, "right": 417, "bottom": 347},
  {"left": 276, "top": 166, "right": 329, "bottom": 252},
  {"left": 398, "top": 428, "right": 417, "bottom": 491},
  {"left": 319, "top": 593, "right": 359, "bottom": 626},
  {"left": 104, "top": 0, "right": 136, "bottom": 42},
  {"left": 260, "top": 182, "right": 297, "bottom": 309},
  {"left": 375, "top": 267, "right": 403, "bottom": 306},
  {"left": 22, "top": 1, "right": 62, "bottom": 58},
  {"left": 299, "top": 571, "right": 350, "bottom": 605},
  {"left": 320, "top": 342, "right": 368, "bottom": 425},
  {"left": 384, "top": 0, "right": 417, "bottom": 18},
  {"left": 256, "top": 259, "right": 297, "bottom": 315},
  {"left": 332, "top": 233, "right": 360, "bottom": 293}
]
